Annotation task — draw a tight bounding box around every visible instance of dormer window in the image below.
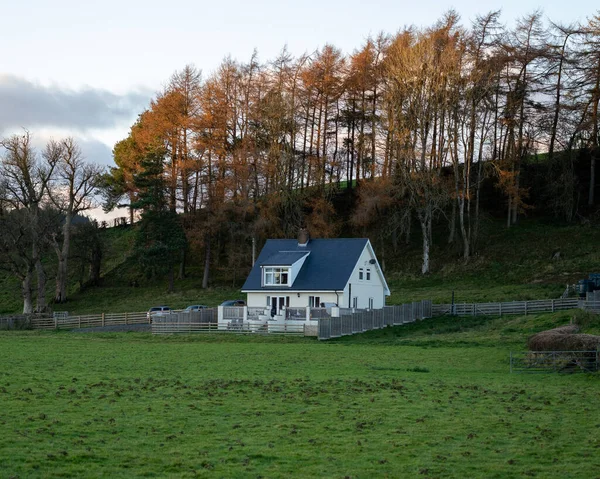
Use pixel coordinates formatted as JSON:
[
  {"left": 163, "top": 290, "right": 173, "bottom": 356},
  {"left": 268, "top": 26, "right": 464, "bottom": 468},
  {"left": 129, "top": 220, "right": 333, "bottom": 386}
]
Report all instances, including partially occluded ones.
[{"left": 263, "top": 267, "right": 290, "bottom": 286}]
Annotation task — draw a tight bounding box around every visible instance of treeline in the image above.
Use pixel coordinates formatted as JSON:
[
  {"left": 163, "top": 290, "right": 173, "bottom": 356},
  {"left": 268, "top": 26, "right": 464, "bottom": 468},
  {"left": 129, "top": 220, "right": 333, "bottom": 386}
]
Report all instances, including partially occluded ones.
[
  {"left": 3, "top": 10, "right": 599, "bottom": 313},
  {"left": 104, "top": 10, "right": 600, "bottom": 280},
  {"left": 0, "top": 133, "right": 104, "bottom": 313}
]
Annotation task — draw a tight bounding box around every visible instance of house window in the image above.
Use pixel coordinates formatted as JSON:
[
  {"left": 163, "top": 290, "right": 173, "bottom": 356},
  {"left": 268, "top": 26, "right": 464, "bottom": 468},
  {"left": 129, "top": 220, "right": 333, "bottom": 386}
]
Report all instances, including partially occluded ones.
[
  {"left": 359, "top": 268, "right": 364, "bottom": 280},
  {"left": 368, "top": 298, "right": 374, "bottom": 309},
  {"left": 266, "top": 296, "right": 271, "bottom": 306},
  {"left": 366, "top": 269, "right": 371, "bottom": 281},
  {"left": 263, "top": 267, "right": 290, "bottom": 286},
  {"left": 309, "top": 296, "right": 321, "bottom": 308},
  {"left": 352, "top": 297, "right": 358, "bottom": 308}
]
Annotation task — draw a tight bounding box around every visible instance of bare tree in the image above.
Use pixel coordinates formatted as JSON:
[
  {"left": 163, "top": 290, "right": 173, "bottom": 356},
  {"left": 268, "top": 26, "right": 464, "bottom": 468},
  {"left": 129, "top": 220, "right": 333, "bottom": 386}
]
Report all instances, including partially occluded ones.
[
  {"left": 0, "top": 131, "right": 59, "bottom": 312},
  {"left": 47, "top": 138, "right": 103, "bottom": 303}
]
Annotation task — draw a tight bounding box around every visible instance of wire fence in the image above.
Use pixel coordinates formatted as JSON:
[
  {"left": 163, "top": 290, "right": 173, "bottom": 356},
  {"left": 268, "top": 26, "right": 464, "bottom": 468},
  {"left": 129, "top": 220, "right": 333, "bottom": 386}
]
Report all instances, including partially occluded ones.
[
  {"left": 317, "top": 301, "right": 432, "bottom": 340},
  {"left": 432, "top": 298, "right": 580, "bottom": 317},
  {"left": 510, "top": 350, "right": 600, "bottom": 373},
  {"left": 1, "top": 296, "right": 597, "bottom": 338}
]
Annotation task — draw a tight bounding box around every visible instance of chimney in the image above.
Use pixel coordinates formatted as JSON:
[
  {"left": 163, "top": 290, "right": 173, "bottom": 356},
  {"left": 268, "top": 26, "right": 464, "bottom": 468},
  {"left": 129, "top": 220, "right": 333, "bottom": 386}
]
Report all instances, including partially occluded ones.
[{"left": 298, "top": 228, "right": 310, "bottom": 246}]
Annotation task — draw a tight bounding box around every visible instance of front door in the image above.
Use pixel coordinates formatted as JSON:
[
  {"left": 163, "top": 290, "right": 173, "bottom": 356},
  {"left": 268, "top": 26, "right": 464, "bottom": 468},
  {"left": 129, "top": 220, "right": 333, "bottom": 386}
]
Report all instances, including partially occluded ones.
[{"left": 270, "top": 296, "right": 289, "bottom": 315}]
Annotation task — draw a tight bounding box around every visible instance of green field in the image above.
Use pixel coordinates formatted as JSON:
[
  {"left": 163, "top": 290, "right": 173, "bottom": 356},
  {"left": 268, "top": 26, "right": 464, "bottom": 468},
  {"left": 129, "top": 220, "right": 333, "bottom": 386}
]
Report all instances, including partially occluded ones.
[{"left": 1, "top": 310, "right": 599, "bottom": 478}]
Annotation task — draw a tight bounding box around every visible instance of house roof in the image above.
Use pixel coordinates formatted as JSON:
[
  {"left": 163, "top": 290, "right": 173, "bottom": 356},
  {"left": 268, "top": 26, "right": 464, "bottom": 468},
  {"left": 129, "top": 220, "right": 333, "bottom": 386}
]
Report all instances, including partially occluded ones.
[
  {"left": 261, "top": 251, "right": 309, "bottom": 266},
  {"left": 242, "top": 238, "right": 370, "bottom": 291}
]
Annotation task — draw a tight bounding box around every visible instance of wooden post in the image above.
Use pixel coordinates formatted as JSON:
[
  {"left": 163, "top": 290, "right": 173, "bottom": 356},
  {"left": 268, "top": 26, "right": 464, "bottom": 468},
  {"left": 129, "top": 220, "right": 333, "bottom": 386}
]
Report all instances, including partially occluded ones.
[
  {"left": 102, "top": 313, "right": 105, "bottom": 327},
  {"left": 78, "top": 316, "right": 81, "bottom": 328},
  {"left": 524, "top": 301, "right": 528, "bottom": 316},
  {"left": 54, "top": 315, "right": 58, "bottom": 330},
  {"left": 499, "top": 303, "right": 502, "bottom": 317},
  {"left": 125, "top": 312, "right": 128, "bottom": 325},
  {"left": 551, "top": 299, "right": 555, "bottom": 313}
]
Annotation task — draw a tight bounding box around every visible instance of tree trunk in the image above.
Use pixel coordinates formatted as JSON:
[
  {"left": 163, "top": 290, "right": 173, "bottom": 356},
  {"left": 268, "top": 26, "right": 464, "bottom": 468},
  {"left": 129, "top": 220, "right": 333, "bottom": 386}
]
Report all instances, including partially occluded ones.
[
  {"left": 202, "top": 235, "right": 211, "bottom": 289},
  {"left": 89, "top": 244, "right": 102, "bottom": 286},
  {"left": 55, "top": 253, "right": 67, "bottom": 303},
  {"left": 55, "top": 217, "right": 72, "bottom": 303},
  {"left": 35, "top": 256, "right": 47, "bottom": 313},
  {"left": 178, "top": 248, "right": 186, "bottom": 280},
  {"left": 22, "top": 270, "right": 33, "bottom": 314},
  {"left": 168, "top": 265, "right": 175, "bottom": 293},
  {"left": 448, "top": 199, "right": 456, "bottom": 244},
  {"left": 419, "top": 211, "right": 430, "bottom": 275}
]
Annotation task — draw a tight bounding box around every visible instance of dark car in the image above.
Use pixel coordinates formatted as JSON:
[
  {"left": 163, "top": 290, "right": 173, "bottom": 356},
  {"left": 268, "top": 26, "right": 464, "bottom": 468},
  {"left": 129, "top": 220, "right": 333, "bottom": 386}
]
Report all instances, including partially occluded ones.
[
  {"left": 220, "top": 300, "right": 246, "bottom": 307},
  {"left": 184, "top": 305, "right": 208, "bottom": 312}
]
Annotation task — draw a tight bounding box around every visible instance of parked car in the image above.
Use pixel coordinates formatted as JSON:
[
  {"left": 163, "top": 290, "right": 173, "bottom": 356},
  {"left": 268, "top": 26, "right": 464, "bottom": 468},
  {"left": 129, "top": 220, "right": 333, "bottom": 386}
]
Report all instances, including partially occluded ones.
[
  {"left": 220, "top": 300, "right": 246, "bottom": 307},
  {"left": 147, "top": 306, "right": 172, "bottom": 320},
  {"left": 184, "top": 305, "right": 208, "bottom": 312}
]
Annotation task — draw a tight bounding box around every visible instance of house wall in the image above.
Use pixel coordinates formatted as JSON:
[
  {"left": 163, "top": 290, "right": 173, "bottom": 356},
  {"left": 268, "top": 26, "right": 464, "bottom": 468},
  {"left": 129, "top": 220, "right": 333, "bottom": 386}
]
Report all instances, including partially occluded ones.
[
  {"left": 245, "top": 241, "right": 388, "bottom": 310},
  {"left": 246, "top": 292, "right": 341, "bottom": 308},
  {"left": 342, "top": 245, "right": 386, "bottom": 309}
]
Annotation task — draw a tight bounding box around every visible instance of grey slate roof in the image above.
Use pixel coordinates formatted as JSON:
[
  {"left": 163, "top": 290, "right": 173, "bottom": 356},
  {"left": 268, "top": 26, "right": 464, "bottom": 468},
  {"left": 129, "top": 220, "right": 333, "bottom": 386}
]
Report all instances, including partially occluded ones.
[
  {"left": 242, "top": 238, "right": 369, "bottom": 291},
  {"left": 260, "top": 251, "right": 309, "bottom": 266}
]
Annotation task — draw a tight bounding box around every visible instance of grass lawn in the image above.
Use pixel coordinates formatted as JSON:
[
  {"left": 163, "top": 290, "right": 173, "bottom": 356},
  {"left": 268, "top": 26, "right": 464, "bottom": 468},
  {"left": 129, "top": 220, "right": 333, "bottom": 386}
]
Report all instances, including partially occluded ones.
[{"left": 1, "top": 311, "right": 599, "bottom": 478}]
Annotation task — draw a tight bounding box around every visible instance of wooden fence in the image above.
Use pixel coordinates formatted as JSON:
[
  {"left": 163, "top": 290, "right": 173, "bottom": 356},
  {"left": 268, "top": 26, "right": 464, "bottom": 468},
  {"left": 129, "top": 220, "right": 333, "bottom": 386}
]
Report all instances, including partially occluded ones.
[
  {"left": 431, "top": 298, "right": 580, "bottom": 317},
  {"left": 318, "top": 301, "right": 432, "bottom": 340},
  {"left": 2, "top": 297, "right": 597, "bottom": 335},
  {"left": 0, "top": 313, "right": 49, "bottom": 330},
  {"left": 151, "top": 309, "right": 220, "bottom": 334},
  {"left": 28, "top": 311, "right": 150, "bottom": 330}
]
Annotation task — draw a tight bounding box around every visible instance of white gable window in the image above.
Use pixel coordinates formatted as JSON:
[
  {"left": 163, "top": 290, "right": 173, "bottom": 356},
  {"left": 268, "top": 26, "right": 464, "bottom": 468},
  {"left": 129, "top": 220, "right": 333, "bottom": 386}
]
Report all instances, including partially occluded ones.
[
  {"left": 263, "top": 267, "right": 290, "bottom": 286},
  {"left": 359, "top": 268, "right": 364, "bottom": 280},
  {"left": 366, "top": 269, "right": 371, "bottom": 280}
]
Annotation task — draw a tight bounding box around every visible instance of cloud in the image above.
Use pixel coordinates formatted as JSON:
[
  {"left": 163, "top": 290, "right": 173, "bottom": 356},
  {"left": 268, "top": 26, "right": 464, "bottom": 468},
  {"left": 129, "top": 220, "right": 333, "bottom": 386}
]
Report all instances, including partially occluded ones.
[
  {"left": 0, "top": 74, "right": 152, "bottom": 134},
  {"left": 75, "top": 139, "right": 115, "bottom": 168}
]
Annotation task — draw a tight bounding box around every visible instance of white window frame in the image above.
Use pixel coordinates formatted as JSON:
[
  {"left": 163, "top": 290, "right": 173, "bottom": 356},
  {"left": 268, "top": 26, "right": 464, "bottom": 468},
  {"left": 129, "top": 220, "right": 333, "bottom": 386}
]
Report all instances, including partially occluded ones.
[
  {"left": 366, "top": 268, "right": 371, "bottom": 281},
  {"left": 352, "top": 297, "right": 358, "bottom": 308},
  {"left": 359, "top": 268, "right": 364, "bottom": 280},
  {"left": 263, "top": 267, "right": 291, "bottom": 286},
  {"left": 368, "top": 297, "right": 374, "bottom": 310}
]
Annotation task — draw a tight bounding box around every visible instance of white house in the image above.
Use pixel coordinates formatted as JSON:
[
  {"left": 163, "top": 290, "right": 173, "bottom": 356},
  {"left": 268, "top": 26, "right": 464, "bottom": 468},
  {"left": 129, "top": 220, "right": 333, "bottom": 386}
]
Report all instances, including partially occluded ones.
[{"left": 241, "top": 230, "right": 390, "bottom": 313}]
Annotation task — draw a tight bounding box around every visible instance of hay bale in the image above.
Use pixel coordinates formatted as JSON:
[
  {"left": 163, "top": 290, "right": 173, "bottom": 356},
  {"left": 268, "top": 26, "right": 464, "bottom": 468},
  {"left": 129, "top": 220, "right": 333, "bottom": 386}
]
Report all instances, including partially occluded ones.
[{"left": 546, "top": 324, "right": 580, "bottom": 335}]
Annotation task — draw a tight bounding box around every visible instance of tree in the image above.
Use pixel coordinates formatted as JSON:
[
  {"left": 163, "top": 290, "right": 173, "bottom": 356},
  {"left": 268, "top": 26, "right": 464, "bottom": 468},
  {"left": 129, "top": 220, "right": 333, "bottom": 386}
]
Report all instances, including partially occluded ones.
[
  {"left": 132, "top": 152, "right": 187, "bottom": 292},
  {"left": 47, "top": 138, "right": 103, "bottom": 303},
  {"left": 0, "top": 131, "right": 59, "bottom": 312}
]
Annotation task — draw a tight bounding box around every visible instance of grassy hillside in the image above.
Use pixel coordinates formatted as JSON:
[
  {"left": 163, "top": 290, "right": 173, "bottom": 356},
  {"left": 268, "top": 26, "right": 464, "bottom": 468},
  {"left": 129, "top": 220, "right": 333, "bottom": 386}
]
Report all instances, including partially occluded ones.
[
  {"left": 388, "top": 217, "right": 600, "bottom": 304},
  {"left": 0, "top": 309, "right": 598, "bottom": 478},
  {"left": 1, "top": 217, "right": 599, "bottom": 315}
]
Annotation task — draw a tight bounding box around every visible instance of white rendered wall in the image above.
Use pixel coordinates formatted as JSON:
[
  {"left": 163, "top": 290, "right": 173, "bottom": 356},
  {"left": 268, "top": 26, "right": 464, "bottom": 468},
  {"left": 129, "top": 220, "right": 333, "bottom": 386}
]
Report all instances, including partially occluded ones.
[
  {"left": 342, "top": 244, "right": 386, "bottom": 309},
  {"left": 246, "top": 291, "right": 342, "bottom": 308}
]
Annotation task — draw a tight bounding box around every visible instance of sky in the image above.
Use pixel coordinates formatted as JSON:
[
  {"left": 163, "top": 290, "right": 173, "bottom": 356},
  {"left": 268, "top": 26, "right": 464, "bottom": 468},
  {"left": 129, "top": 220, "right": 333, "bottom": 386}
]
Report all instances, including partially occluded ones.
[{"left": 1, "top": 0, "right": 597, "bottom": 219}]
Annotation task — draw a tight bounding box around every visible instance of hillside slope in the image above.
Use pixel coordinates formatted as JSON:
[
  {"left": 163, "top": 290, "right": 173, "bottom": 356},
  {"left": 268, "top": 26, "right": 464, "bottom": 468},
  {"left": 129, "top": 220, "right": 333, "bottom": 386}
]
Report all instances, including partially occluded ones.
[{"left": 1, "top": 216, "right": 598, "bottom": 315}]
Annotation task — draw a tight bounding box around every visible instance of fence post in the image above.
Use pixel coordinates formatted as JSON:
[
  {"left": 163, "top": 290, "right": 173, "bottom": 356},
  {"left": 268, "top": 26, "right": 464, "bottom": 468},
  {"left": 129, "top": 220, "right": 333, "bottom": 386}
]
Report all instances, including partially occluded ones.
[
  {"left": 551, "top": 299, "right": 555, "bottom": 313},
  {"left": 524, "top": 301, "right": 528, "bottom": 316},
  {"left": 499, "top": 303, "right": 502, "bottom": 317},
  {"left": 125, "top": 312, "right": 129, "bottom": 324},
  {"left": 54, "top": 315, "right": 58, "bottom": 330},
  {"left": 102, "top": 313, "right": 105, "bottom": 327},
  {"left": 78, "top": 316, "right": 81, "bottom": 328}
]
